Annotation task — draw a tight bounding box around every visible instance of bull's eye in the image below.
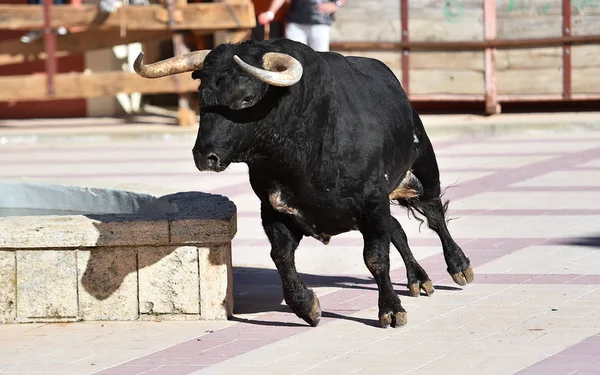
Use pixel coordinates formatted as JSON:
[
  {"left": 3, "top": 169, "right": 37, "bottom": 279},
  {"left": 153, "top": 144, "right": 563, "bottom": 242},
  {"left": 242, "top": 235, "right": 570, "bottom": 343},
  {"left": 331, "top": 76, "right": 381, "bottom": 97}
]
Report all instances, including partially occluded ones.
[{"left": 242, "top": 96, "right": 254, "bottom": 106}]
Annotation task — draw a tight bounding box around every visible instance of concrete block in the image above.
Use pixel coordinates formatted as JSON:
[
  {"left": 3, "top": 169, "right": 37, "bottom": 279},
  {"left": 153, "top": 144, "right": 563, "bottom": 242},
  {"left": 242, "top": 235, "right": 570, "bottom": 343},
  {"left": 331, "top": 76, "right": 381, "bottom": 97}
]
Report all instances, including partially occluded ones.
[
  {"left": 77, "top": 248, "right": 138, "bottom": 320},
  {"left": 0, "top": 215, "right": 169, "bottom": 249},
  {"left": 0, "top": 251, "right": 16, "bottom": 323},
  {"left": 139, "top": 246, "right": 200, "bottom": 315},
  {"left": 165, "top": 192, "right": 237, "bottom": 244},
  {"left": 199, "top": 243, "right": 233, "bottom": 320},
  {"left": 16, "top": 250, "right": 78, "bottom": 320},
  {"left": 91, "top": 217, "right": 169, "bottom": 247},
  {"left": 0, "top": 215, "right": 100, "bottom": 249},
  {"left": 170, "top": 216, "right": 237, "bottom": 244}
]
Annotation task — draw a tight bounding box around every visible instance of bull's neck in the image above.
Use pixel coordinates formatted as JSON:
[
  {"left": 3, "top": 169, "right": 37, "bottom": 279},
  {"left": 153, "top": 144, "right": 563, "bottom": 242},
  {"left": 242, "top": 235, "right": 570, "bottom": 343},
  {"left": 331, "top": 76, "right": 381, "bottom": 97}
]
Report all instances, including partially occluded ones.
[
  {"left": 250, "top": 85, "right": 335, "bottom": 179},
  {"left": 245, "top": 53, "right": 337, "bottom": 182}
]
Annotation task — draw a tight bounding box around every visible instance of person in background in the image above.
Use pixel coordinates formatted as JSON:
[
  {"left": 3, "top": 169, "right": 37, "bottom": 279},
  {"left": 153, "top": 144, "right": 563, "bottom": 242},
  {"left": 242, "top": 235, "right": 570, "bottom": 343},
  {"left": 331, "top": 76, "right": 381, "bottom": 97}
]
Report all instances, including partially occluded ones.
[
  {"left": 20, "top": 0, "right": 68, "bottom": 43},
  {"left": 257, "top": 0, "right": 346, "bottom": 52},
  {"left": 251, "top": 0, "right": 287, "bottom": 41},
  {"left": 19, "top": 0, "right": 148, "bottom": 44}
]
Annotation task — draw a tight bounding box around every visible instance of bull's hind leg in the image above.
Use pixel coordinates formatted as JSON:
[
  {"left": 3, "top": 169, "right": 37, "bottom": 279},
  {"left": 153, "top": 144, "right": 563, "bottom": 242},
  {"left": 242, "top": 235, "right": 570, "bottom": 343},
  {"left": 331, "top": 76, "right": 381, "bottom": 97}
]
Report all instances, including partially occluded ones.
[
  {"left": 410, "top": 139, "right": 474, "bottom": 286},
  {"left": 262, "top": 203, "right": 322, "bottom": 327},
  {"left": 390, "top": 216, "right": 434, "bottom": 296}
]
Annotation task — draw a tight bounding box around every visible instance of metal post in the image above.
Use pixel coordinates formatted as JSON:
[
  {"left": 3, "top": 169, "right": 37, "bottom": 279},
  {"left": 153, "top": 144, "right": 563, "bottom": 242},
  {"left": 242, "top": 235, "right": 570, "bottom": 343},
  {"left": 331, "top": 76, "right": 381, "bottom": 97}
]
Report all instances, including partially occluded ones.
[
  {"left": 169, "top": 0, "right": 196, "bottom": 126},
  {"left": 484, "top": 0, "right": 500, "bottom": 114},
  {"left": 562, "top": 0, "right": 572, "bottom": 99},
  {"left": 400, "top": 0, "right": 409, "bottom": 95},
  {"left": 43, "top": 0, "right": 56, "bottom": 96}
]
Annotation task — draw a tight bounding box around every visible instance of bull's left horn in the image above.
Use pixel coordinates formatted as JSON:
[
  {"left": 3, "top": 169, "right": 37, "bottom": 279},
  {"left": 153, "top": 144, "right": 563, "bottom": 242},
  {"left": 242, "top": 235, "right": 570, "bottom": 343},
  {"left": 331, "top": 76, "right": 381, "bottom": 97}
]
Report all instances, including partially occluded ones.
[
  {"left": 134, "top": 50, "right": 211, "bottom": 79},
  {"left": 233, "top": 52, "right": 303, "bottom": 87}
]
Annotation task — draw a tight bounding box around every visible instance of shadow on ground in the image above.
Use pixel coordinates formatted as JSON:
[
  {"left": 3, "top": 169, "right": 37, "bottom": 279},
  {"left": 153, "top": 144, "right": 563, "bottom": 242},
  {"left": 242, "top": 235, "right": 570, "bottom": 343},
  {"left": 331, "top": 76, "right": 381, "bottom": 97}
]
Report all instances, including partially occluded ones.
[
  {"left": 233, "top": 266, "right": 374, "bottom": 315},
  {"left": 554, "top": 236, "right": 600, "bottom": 249},
  {"left": 232, "top": 266, "right": 459, "bottom": 327}
]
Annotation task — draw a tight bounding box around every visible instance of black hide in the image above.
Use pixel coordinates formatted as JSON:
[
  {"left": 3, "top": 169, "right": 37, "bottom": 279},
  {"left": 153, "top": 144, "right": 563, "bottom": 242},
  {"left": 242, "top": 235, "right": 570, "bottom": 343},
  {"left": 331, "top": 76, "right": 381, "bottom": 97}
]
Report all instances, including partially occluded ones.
[{"left": 191, "top": 38, "right": 473, "bottom": 328}]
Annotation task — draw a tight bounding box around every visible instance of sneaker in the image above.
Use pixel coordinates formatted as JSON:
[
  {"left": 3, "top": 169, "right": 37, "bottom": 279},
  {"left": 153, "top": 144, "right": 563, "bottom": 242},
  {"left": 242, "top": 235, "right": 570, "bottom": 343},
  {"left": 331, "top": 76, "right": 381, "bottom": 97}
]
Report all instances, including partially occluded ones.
[
  {"left": 99, "top": 0, "right": 117, "bottom": 13},
  {"left": 20, "top": 30, "right": 43, "bottom": 44}
]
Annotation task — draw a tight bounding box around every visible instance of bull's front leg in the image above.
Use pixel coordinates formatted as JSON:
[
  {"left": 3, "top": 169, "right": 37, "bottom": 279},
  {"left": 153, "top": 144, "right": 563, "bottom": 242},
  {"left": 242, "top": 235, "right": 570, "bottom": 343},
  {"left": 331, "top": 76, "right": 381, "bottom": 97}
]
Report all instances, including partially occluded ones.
[
  {"left": 261, "top": 203, "right": 322, "bottom": 327},
  {"left": 360, "top": 199, "right": 407, "bottom": 328}
]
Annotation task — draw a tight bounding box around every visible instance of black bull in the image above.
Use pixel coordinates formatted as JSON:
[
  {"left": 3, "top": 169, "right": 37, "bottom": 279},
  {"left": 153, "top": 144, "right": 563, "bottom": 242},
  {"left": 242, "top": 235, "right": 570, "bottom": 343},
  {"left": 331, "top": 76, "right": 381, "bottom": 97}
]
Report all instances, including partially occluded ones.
[{"left": 134, "top": 38, "right": 473, "bottom": 328}]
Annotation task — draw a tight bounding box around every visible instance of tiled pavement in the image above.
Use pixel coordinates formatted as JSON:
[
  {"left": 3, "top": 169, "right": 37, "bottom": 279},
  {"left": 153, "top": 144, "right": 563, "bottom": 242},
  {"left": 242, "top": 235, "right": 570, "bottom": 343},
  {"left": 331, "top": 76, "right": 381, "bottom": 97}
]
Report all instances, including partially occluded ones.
[{"left": 1, "top": 121, "right": 600, "bottom": 374}]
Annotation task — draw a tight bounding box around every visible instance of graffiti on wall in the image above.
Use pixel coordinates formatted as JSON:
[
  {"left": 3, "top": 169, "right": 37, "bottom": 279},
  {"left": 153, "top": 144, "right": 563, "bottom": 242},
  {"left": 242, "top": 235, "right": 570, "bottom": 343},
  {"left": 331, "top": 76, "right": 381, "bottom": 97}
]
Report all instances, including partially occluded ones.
[
  {"left": 443, "top": 0, "right": 465, "bottom": 23},
  {"left": 442, "top": 0, "right": 599, "bottom": 23}
]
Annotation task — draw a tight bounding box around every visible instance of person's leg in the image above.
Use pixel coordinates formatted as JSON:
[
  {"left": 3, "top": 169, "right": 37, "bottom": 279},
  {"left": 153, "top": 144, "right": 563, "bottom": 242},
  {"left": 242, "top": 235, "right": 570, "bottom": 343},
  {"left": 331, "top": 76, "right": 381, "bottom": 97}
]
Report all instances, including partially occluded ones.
[
  {"left": 285, "top": 22, "right": 309, "bottom": 45},
  {"left": 307, "top": 24, "right": 331, "bottom": 52}
]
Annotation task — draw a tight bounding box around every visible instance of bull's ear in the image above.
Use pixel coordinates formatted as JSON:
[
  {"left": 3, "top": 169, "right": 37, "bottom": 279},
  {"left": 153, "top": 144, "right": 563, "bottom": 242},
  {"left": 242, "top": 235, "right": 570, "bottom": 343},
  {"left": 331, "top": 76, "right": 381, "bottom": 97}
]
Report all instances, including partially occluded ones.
[{"left": 192, "top": 71, "right": 202, "bottom": 80}]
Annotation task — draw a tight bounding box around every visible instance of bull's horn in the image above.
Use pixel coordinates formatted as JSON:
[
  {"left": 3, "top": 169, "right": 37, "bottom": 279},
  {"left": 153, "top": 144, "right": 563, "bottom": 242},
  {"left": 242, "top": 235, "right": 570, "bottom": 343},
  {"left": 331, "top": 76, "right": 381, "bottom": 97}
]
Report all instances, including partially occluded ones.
[
  {"left": 233, "top": 52, "right": 303, "bottom": 87},
  {"left": 133, "top": 50, "right": 211, "bottom": 79}
]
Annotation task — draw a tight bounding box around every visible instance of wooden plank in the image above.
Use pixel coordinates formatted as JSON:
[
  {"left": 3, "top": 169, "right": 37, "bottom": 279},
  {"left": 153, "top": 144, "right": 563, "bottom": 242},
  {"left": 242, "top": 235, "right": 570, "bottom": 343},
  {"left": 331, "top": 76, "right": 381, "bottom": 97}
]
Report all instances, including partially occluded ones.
[
  {"left": 572, "top": 67, "right": 600, "bottom": 93},
  {"left": 0, "top": 30, "right": 174, "bottom": 66},
  {"left": 497, "top": 68, "right": 563, "bottom": 94},
  {"left": 572, "top": 44, "right": 600, "bottom": 93},
  {"left": 496, "top": 47, "right": 563, "bottom": 96},
  {"left": 331, "top": 0, "right": 400, "bottom": 42},
  {"left": 571, "top": 44, "right": 600, "bottom": 67},
  {"left": 410, "top": 69, "right": 485, "bottom": 95},
  {"left": 410, "top": 51, "right": 484, "bottom": 70},
  {"left": 0, "top": 71, "right": 198, "bottom": 102},
  {"left": 497, "top": 0, "right": 562, "bottom": 39},
  {"left": 409, "top": 0, "right": 484, "bottom": 42},
  {"left": 496, "top": 47, "right": 562, "bottom": 69},
  {"left": 336, "top": 50, "right": 485, "bottom": 94},
  {"left": 571, "top": 1, "right": 600, "bottom": 36},
  {"left": 214, "top": 29, "right": 253, "bottom": 44},
  {"left": 0, "top": 2, "right": 256, "bottom": 30}
]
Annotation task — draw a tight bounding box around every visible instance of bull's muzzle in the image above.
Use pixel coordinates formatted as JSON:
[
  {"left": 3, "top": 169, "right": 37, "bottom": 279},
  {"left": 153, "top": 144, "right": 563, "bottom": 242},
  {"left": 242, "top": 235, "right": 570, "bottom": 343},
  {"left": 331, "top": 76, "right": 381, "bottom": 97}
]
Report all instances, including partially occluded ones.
[{"left": 193, "top": 150, "right": 223, "bottom": 172}]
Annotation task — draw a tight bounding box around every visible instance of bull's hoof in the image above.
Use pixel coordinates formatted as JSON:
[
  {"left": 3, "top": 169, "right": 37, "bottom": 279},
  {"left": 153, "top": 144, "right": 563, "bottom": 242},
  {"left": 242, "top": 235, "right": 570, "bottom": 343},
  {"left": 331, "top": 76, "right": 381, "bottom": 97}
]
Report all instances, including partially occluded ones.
[
  {"left": 298, "top": 294, "right": 322, "bottom": 327},
  {"left": 451, "top": 266, "right": 474, "bottom": 286},
  {"left": 379, "top": 310, "right": 407, "bottom": 328},
  {"left": 408, "top": 280, "right": 435, "bottom": 297}
]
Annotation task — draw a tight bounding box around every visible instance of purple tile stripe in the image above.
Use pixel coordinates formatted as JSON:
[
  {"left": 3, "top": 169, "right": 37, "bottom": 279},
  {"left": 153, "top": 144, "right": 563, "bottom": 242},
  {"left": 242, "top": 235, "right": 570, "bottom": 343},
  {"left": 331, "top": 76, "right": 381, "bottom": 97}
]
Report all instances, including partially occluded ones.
[
  {"left": 516, "top": 333, "right": 600, "bottom": 375},
  {"left": 95, "top": 236, "right": 600, "bottom": 375},
  {"left": 443, "top": 145, "right": 600, "bottom": 201},
  {"left": 476, "top": 274, "right": 600, "bottom": 285},
  {"left": 502, "top": 186, "right": 600, "bottom": 192},
  {"left": 97, "top": 141, "right": 600, "bottom": 374},
  {"left": 0, "top": 135, "right": 577, "bottom": 375},
  {"left": 237, "top": 208, "right": 600, "bottom": 219}
]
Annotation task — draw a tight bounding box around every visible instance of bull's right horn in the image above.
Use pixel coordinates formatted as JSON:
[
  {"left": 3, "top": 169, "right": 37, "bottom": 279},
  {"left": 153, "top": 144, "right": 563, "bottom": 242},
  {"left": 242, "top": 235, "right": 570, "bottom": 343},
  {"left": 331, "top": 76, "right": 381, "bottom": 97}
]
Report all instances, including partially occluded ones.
[
  {"left": 233, "top": 52, "right": 303, "bottom": 87},
  {"left": 133, "top": 50, "right": 211, "bottom": 79}
]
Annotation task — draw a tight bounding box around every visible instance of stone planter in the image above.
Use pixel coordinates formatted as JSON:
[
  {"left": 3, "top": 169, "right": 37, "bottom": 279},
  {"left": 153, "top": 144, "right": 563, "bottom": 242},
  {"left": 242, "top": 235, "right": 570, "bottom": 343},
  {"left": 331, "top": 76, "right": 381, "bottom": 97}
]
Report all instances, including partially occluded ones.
[{"left": 0, "top": 182, "right": 236, "bottom": 323}]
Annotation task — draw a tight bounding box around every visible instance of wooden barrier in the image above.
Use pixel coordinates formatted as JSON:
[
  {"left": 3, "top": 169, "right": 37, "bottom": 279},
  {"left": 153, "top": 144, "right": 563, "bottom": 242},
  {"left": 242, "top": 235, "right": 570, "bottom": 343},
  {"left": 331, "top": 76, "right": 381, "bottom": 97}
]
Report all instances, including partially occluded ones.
[
  {"left": 329, "top": 0, "right": 600, "bottom": 114},
  {"left": 0, "top": 0, "right": 256, "bottom": 124}
]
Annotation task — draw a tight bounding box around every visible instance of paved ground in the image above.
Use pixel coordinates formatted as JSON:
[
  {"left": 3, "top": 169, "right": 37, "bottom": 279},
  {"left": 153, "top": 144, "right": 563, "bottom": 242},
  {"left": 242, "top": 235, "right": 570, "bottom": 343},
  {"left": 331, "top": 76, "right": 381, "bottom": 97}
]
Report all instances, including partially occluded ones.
[{"left": 1, "top": 114, "right": 600, "bottom": 375}]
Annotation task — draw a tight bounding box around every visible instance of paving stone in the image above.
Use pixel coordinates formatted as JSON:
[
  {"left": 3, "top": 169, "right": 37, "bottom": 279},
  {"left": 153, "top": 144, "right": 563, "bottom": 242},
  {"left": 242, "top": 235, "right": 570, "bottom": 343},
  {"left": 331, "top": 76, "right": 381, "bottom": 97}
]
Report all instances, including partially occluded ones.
[
  {"left": 77, "top": 248, "right": 138, "bottom": 321},
  {"left": 199, "top": 243, "right": 233, "bottom": 320},
  {"left": 0, "top": 250, "right": 16, "bottom": 323},
  {"left": 16, "top": 250, "right": 78, "bottom": 320},
  {"left": 139, "top": 246, "right": 200, "bottom": 315}
]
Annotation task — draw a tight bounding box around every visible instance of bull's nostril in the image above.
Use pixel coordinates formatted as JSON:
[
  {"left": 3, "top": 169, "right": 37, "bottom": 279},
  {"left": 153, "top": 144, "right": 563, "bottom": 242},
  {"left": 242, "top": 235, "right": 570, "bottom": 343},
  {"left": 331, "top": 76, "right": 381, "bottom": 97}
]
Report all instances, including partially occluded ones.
[{"left": 207, "top": 153, "right": 219, "bottom": 167}]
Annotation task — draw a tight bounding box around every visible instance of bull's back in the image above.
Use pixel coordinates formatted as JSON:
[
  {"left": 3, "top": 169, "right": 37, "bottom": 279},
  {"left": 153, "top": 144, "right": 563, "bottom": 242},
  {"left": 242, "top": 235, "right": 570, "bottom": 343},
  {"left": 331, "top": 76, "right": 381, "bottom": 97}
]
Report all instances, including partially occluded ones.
[{"left": 320, "top": 52, "right": 416, "bottom": 181}]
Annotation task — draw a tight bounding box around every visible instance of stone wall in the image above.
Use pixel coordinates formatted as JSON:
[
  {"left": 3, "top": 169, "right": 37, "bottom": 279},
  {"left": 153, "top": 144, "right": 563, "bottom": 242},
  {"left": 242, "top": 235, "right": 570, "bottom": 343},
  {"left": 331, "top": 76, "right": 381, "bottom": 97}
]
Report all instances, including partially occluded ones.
[{"left": 0, "top": 185, "right": 237, "bottom": 323}]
